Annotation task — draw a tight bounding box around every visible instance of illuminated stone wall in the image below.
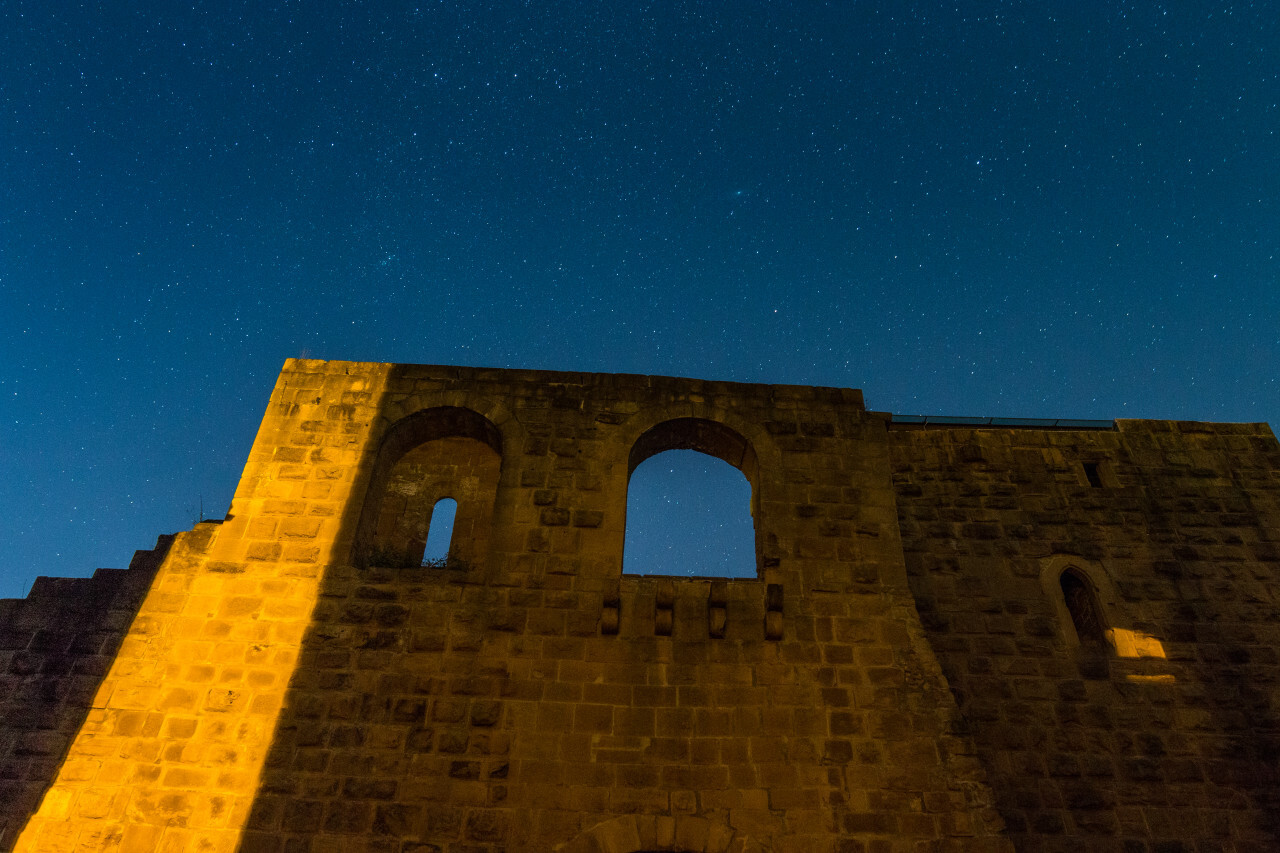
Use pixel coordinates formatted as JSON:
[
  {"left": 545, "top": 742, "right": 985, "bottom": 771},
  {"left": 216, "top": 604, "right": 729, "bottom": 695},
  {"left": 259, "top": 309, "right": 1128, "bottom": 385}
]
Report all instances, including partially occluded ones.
[
  {"left": 4, "top": 360, "right": 1278, "bottom": 852},
  {"left": 7, "top": 361, "right": 402, "bottom": 853}
]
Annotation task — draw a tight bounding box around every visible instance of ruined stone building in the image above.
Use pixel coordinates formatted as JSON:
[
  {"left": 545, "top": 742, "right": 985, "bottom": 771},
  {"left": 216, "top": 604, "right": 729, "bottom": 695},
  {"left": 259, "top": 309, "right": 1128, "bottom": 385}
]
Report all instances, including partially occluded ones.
[{"left": 2, "top": 360, "right": 1279, "bottom": 853}]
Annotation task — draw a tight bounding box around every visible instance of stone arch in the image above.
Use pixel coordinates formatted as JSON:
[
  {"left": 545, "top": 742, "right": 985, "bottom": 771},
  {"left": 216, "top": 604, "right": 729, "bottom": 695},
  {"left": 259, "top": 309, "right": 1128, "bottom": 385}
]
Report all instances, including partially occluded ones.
[
  {"left": 351, "top": 405, "right": 504, "bottom": 569},
  {"left": 376, "top": 390, "right": 518, "bottom": 447},
  {"left": 556, "top": 815, "right": 766, "bottom": 853},
  {"left": 624, "top": 417, "right": 763, "bottom": 577},
  {"left": 374, "top": 404, "right": 504, "bottom": 461},
  {"left": 1039, "top": 554, "right": 1122, "bottom": 650},
  {"left": 612, "top": 404, "right": 781, "bottom": 479},
  {"left": 599, "top": 404, "right": 783, "bottom": 580},
  {"left": 628, "top": 417, "right": 759, "bottom": 482}
]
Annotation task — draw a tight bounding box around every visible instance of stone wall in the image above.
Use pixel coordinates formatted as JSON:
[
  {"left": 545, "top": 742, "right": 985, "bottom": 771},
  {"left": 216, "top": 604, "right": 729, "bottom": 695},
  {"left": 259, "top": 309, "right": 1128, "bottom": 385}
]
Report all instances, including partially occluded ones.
[
  {"left": 890, "top": 421, "right": 1280, "bottom": 852},
  {"left": 0, "top": 537, "right": 170, "bottom": 847},
  {"left": 10, "top": 360, "right": 394, "bottom": 853},
  {"left": 10, "top": 361, "right": 1011, "bottom": 853},
  {"left": 229, "top": 363, "right": 1008, "bottom": 853},
  {"left": 7, "top": 360, "right": 1279, "bottom": 853}
]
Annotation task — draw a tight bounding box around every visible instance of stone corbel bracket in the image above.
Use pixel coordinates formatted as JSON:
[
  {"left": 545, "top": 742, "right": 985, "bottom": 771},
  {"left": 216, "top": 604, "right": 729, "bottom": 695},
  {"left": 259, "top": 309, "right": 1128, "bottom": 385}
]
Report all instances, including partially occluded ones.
[
  {"left": 655, "top": 578, "right": 674, "bottom": 636},
  {"left": 708, "top": 581, "right": 727, "bottom": 639},
  {"left": 601, "top": 581, "right": 620, "bottom": 636},
  {"left": 764, "top": 582, "right": 783, "bottom": 641}
]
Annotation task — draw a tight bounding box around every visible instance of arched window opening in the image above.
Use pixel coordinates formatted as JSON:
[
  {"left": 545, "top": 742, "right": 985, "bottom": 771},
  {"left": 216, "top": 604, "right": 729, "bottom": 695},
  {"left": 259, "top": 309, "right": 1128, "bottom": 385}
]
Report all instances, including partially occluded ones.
[
  {"left": 1060, "top": 569, "right": 1106, "bottom": 647},
  {"left": 364, "top": 436, "right": 498, "bottom": 568},
  {"left": 422, "top": 498, "right": 458, "bottom": 566},
  {"left": 354, "top": 407, "right": 502, "bottom": 570},
  {"left": 624, "top": 449, "right": 755, "bottom": 578}
]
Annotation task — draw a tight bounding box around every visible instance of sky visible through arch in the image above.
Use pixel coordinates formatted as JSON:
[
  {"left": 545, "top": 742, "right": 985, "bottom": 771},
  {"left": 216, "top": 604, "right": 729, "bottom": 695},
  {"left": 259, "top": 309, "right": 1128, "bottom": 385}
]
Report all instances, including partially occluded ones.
[
  {"left": 2, "top": 3, "right": 1277, "bottom": 597},
  {"left": 625, "top": 451, "right": 755, "bottom": 579}
]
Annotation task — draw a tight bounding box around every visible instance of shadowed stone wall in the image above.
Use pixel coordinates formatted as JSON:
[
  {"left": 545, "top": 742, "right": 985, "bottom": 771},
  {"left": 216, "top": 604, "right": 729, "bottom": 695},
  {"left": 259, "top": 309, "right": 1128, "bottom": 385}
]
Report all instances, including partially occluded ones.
[
  {"left": 890, "top": 421, "right": 1280, "bottom": 852},
  {"left": 5, "top": 360, "right": 1278, "bottom": 853},
  {"left": 229, "top": 363, "right": 1006, "bottom": 853},
  {"left": 0, "top": 537, "right": 171, "bottom": 848}
]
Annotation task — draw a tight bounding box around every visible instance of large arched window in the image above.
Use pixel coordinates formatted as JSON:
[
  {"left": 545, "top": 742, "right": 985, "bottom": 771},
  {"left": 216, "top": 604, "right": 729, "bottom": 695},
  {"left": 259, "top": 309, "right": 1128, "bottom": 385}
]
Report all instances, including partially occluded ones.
[
  {"left": 624, "top": 450, "right": 754, "bottom": 577},
  {"left": 353, "top": 407, "right": 502, "bottom": 569},
  {"left": 623, "top": 418, "right": 759, "bottom": 578}
]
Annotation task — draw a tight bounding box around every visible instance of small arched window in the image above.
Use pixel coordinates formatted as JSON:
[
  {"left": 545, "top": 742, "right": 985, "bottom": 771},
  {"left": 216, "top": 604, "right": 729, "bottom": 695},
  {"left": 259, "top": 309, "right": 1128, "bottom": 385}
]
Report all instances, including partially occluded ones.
[
  {"left": 1060, "top": 568, "right": 1106, "bottom": 647},
  {"left": 422, "top": 498, "right": 458, "bottom": 566},
  {"left": 353, "top": 406, "right": 502, "bottom": 570}
]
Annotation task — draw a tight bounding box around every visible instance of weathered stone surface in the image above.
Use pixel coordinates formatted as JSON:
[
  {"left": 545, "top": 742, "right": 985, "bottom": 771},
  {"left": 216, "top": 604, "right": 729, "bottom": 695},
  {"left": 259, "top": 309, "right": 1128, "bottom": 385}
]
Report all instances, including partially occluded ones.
[
  {"left": 0, "top": 537, "right": 171, "bottom": 848},
  {"left": 2, "top": 361, "right": 1277, "bottom": 852},
  {"left": 890, "top": 421, "right": 1280, "bottom": 851}
]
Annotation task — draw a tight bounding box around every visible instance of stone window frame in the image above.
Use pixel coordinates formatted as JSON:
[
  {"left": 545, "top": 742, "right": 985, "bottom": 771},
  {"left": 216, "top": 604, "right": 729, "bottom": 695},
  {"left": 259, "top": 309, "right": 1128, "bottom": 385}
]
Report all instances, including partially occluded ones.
[
  {"left": 1077, "top": 457, "right": 1117, "bottom": 488},
  {"left": 623, "top": 417, "right": 762, "bottom": 579},
  {"left": 351, "top": 405, "right": 505, "bottom": 569},
  {"left": 1039, "top": 554, "right": 1121, "bottom": 651}
]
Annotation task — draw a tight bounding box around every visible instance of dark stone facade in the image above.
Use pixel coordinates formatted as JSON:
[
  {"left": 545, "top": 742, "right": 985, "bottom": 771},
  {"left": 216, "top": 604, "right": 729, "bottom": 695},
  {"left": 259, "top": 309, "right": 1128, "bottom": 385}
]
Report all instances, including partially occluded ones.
[{"left": 4, "top": 361, "right": 1278, "bottom": 853}]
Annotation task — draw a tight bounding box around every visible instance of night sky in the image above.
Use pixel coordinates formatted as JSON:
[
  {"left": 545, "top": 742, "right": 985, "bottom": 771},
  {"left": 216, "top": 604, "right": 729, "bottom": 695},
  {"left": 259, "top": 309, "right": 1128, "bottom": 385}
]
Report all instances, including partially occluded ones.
[{"left": 3, "top": 3, "right": 1277, "bottom": 597}]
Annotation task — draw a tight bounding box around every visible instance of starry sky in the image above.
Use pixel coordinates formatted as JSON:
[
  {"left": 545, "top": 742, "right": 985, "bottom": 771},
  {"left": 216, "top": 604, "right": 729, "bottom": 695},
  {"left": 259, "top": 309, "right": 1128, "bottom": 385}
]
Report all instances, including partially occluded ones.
[{"left": 2, "top": 2, "right": 1277, "bottom": 597}]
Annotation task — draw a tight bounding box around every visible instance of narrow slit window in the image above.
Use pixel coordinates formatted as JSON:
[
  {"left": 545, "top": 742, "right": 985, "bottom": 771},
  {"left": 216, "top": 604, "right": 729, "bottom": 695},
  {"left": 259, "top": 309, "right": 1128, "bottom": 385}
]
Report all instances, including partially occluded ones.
[
  {"left": 422, "top": 498, "right": 458, "bottom": 566},
  {"left": 623, "top": 449, "right": 755, "bottom": 578},
  {"left": 1060, "top": 569, "right": 1106, "bottom": 646},
  {"left": 1082, "top": 462, "right": 1103, "bottom": 488}
]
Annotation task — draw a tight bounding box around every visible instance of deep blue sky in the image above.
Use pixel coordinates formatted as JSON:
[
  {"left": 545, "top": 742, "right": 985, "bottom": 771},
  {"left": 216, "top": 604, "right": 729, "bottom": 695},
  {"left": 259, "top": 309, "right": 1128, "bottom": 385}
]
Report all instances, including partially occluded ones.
[{"left": 2, "top": 2, "right": 1276, "bottom": 597}]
